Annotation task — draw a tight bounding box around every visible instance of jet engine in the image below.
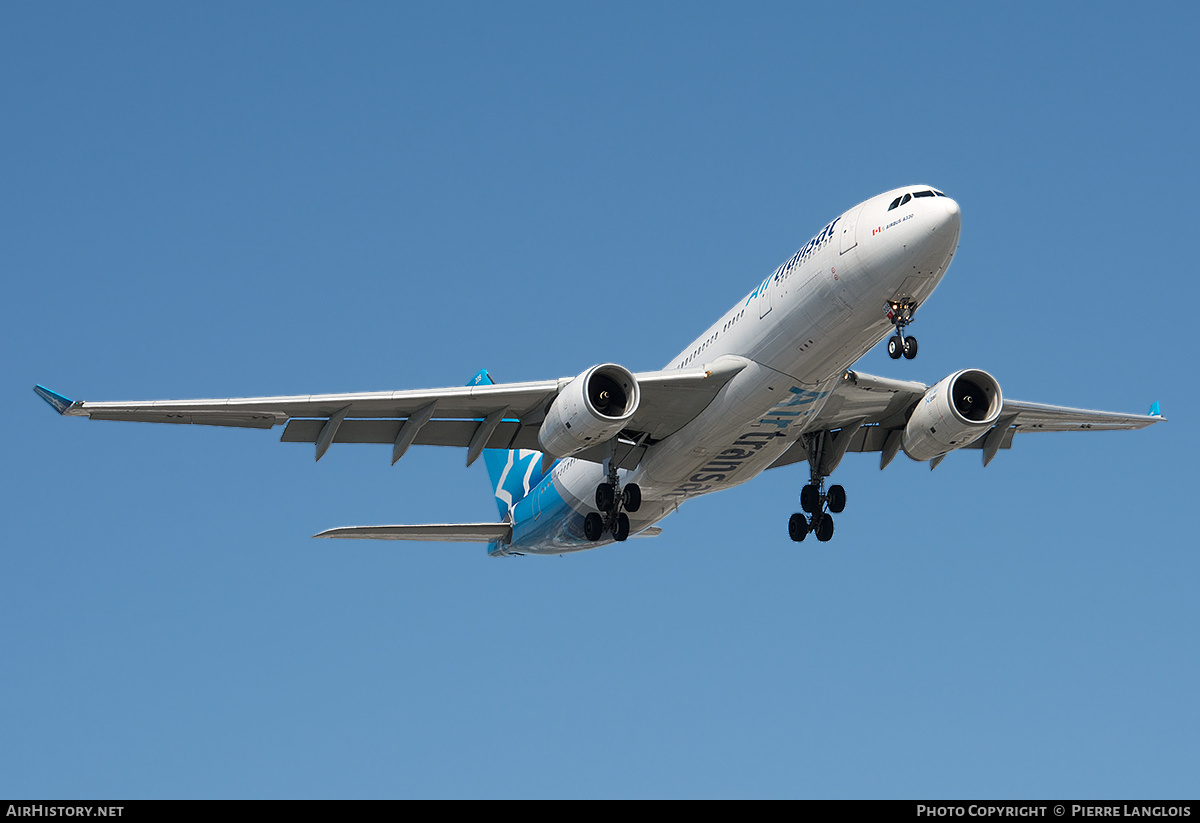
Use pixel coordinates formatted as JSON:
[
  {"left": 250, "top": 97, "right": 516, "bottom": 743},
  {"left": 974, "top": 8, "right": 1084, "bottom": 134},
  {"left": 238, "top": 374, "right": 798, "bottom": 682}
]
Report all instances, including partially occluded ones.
[
  {"left": 538, "top": 364, "right": 640, "bottom": 457},
  {"left": 902, "top": 369, "right": 1003, "bottom": 462}
]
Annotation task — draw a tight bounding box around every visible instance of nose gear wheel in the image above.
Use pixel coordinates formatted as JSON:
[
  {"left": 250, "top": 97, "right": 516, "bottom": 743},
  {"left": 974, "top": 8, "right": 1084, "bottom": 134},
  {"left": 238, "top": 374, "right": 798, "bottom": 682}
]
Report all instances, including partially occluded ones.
[{"left": 885, "top": 299, "right": 919, "bottom": 360}]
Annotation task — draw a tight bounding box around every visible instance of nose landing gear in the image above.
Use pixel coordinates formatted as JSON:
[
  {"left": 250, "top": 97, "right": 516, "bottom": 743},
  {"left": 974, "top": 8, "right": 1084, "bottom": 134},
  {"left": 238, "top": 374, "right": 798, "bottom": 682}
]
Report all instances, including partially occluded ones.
[{"left": 885, "top": 299, "right": 918, "bottom": 360}]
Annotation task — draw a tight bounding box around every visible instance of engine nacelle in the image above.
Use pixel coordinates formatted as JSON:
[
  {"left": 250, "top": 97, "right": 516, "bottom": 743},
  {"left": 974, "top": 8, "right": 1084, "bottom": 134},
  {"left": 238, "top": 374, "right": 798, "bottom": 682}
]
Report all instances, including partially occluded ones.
[
  {"left": 538, "top": 364, "right": 640, "bottom": 457},
  {"left": 902, "top": 369, "right": 1003, "bottom": 462}
]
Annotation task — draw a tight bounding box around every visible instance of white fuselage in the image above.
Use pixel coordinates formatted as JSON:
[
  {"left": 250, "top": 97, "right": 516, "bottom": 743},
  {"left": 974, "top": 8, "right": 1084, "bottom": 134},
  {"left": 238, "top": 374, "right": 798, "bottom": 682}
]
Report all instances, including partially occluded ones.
[{"left": 507, "top": 185, "right": 962, "bottom": 553}]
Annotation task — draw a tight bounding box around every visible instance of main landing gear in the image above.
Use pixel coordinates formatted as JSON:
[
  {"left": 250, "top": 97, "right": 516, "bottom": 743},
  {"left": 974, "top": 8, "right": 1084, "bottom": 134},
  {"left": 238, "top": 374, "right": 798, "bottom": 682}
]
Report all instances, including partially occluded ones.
[
  {"left": 583, "top": 460, "right": 641, "bottom": 543},
  {"left": 885, "top": 299, "right": 918, "bottom": 360},
  {"left": 789, "top": 479, "right": 845, "bottom": 543},
  {"left": 788, "top": 428, "right": 858, "bottom": 544}
]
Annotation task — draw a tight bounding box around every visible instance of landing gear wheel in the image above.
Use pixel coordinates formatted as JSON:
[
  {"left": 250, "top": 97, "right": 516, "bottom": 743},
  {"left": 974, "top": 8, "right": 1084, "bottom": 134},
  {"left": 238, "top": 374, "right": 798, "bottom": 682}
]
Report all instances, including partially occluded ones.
[
  {"left": 613, "top": 512, "right": 630, "bottom": 542},
  {"left": 621, "top": 483, "right": 642, "bottom": 513},
  {"left": 584, "top": 512, "right": 604, "bottom": 541},
  {"left": 800, "top": 484, "right": 821, "bottom": 514},
  {"left": 595, "top": 483, "right": 615, "bottom": 513},
  {"left": 789, "top": 512, "right": 809, "bottom": 542},
  {"left": 826, "top": 484, "right": 846, "bottom": 514},
  {"left": 813, "top": 513, "right": 835, "bottom": 542},
  {"left": 885, "top": 299, "right": 918, "bottom": 361}
]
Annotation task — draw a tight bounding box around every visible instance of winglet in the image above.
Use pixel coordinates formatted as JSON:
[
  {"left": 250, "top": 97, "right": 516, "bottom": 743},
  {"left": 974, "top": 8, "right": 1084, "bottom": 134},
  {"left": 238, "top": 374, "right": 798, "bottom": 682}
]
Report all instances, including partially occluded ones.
[
  {"left": 34, "top": 385, "right": 74, "bottom": 414},
  {"left": 1149, "top": 401, "right": 1162, "bottom": 417}
]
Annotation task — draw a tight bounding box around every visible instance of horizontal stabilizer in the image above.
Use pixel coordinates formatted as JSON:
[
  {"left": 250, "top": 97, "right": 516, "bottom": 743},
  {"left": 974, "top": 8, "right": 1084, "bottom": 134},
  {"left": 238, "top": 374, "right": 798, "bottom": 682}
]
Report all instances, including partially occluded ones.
[{"left": 313, "top": 523, "right": 512, "bottom": 542}]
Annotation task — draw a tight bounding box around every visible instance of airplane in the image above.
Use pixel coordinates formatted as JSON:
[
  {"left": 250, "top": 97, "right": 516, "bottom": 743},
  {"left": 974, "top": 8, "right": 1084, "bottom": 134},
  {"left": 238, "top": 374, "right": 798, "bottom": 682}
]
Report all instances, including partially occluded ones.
[{"left": 34, "top": 185, "right": 1164, "bottom": 556}]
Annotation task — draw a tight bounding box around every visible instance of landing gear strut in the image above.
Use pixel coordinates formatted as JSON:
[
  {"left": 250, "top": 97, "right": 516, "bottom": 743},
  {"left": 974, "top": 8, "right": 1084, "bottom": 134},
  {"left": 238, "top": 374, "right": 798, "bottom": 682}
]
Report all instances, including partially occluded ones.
[
  {"left": 588, "top": 450, "right": 640, "bottom": 543},
  {"left": 885, "top": 299, "right": 918, "bottom": 360},
  {"left": 788, "top": 429, "right": 853, "bottom": 544}
]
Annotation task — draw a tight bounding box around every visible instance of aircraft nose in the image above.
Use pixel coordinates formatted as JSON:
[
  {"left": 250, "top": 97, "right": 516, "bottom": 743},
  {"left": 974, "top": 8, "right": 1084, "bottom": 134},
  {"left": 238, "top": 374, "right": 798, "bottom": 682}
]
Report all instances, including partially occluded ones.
[
  {"left": 922, "top": 196, "right": 961, "bottom": 253},
  {"left": 936, "top": 196, "right": 961, "bottom": 233}
]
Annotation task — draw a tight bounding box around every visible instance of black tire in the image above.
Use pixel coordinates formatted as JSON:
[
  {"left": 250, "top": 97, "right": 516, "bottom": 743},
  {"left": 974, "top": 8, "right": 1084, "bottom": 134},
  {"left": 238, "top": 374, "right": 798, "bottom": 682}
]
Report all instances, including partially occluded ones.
[
  {"left": 622, "top": 483, "right": 642, "bottom": 513},
  {"left": 789, "top": 512, "right": 808, "bottom": 542},
  {"left": 887, "top": 336, "right": 903, "bottom": 359},
  {"left": 826, "top": 484, "right": 846, "bottom": 513},
  {"left": 903, "top": 336, "right": 918, "bottom": 360},
  {"left": 800, "top": 484, "right": 820, "bottom": 514},
  {"left": 814, "top": 513, "right": 835, "bottom": 542},
  {"left": 595, "top": 483, "right": 615, "bottom": 513},
  {"left": 584, "top": 512, "right": 604, "bottom": 541},
  {"left": 613, "top": 512, "right": 630, "bottom": 542}
]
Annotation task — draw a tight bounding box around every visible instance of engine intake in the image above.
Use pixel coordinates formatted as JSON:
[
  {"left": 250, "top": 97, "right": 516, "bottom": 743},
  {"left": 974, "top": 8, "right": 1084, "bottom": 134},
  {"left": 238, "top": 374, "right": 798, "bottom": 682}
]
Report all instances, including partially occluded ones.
[
  {"left": 902, "top": 369, "right": 1003, "bottom": 462},
  {"left": 538, "top": 364, "right": 640, "bottom": 457}
]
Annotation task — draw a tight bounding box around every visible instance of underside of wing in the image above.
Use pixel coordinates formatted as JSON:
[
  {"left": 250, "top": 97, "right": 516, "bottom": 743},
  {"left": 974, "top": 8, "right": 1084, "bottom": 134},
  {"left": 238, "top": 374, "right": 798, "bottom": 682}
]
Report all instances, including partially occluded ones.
[
  {"left": 998, "top": 399, "right": 1165, "bottom": 432},
  {"left": 35, "top": 356, "right": 747, "bottom": 470},
  {"left": 769, "top": 370, "right": 1163, "bottom": 470},
  {"left": 313, "top": 523, "right": 513, "bottom": 542}
]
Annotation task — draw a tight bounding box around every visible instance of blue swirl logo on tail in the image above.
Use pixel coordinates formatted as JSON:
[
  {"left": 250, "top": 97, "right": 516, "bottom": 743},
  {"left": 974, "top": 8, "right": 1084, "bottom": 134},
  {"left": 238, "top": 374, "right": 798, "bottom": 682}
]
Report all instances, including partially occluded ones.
[{"left": 470, "top": 370, "right": 551, "bottom": 518}]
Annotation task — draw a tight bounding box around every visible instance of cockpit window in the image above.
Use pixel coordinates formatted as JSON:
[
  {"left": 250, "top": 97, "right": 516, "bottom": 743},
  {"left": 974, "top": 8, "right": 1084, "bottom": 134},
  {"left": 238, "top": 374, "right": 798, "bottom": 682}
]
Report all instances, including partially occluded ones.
[
  {"left": 934, "top": 190, "right": 946, "bottom": 196},
  {"left": 888, "top": 191, "right": 928, "bottom": 211}
]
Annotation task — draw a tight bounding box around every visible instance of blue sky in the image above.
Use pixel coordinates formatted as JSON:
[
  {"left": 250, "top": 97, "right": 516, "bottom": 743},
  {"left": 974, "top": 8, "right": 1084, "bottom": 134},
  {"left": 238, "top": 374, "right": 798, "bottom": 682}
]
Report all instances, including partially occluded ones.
[{"left": 4, "top": 2, "right": 1197, "bottom": 799}]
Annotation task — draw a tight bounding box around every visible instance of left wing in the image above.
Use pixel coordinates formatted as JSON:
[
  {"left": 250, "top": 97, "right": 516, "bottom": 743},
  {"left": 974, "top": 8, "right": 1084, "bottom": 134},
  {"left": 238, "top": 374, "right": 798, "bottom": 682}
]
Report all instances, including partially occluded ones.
[
  {"left": 34, "top": 356, "right": 748, "bottom": 469},
  {"left": 768, "top": 369, "right": 1164, "bottom": 470}
]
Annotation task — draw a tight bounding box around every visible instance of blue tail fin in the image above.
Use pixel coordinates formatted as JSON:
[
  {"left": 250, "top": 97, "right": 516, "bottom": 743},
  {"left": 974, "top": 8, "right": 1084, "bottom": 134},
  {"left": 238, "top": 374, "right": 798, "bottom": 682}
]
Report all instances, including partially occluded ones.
[{"left": 470, "top": 370, "right": 552, "bottom": 518}]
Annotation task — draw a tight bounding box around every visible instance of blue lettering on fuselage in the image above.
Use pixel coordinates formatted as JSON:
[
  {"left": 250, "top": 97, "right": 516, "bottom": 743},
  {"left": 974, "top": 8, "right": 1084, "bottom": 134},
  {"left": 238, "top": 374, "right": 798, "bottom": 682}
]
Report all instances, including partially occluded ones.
[
  {"left": 745, "top": 217, "right": 841, "bottom": 306},
  {"left": 666, "top": 387, "right": 830, "bottom": 498}
]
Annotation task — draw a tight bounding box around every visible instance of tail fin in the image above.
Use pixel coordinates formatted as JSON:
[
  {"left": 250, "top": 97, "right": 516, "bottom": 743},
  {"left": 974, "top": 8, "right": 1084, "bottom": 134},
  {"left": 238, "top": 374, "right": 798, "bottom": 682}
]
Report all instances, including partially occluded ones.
[{"left": 470, "top": 370, "right": 552, "bottom": 518}]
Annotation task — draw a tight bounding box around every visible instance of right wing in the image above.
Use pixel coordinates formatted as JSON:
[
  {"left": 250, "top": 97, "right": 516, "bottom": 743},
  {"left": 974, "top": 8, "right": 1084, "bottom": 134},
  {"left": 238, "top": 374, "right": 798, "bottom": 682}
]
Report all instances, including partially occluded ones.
[
  {"left": 34, "top": 355, "right": 748, "bottom": 469},
  {"left": 767, "top": 369, "right": 1164, "bottom": 471},
  {"left": 805, "top": 370, "right": 1164, "bottom": 434}
]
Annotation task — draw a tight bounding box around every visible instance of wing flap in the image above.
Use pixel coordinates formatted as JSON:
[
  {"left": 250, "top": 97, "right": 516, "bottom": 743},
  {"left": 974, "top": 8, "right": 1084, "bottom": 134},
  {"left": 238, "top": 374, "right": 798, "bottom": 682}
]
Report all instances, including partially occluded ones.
[
  {"left": 314, "top": 523, "right": 513, "bottom": 542},
  {"left": 279, "top": 419, "right": 646, "bottom": 469},
  {"left": 88, "top": 410, "right": 286, "bottom": 428},
  {"left": 281, "top": 419, "right": 535, "bottom": 449},
  {"left": 767, "top": 424, "right": 1016, "bottom": 469}
]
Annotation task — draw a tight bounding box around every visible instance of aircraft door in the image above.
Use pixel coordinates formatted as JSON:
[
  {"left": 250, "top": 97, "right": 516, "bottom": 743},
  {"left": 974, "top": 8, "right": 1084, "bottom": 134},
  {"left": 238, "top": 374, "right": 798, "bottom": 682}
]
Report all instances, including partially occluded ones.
[
  {"left": 758, "top": 274, "right": 774, "bottom": 319},
  {"left": 839, "top": 204, "right": 863, "bottom": 255}
]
